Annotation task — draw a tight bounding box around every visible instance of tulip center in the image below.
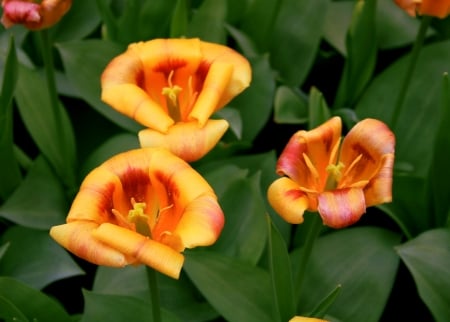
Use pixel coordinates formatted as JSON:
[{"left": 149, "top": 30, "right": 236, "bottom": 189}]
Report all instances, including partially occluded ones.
[
  {"left": 325, "top": 162, "right": 345, "bottom": 190},
  {"left": 162, "top": 70, "right": 182, "bottom": 122},
  {"left": 127, "top": 200, "right": 152, "bottom": 237}
]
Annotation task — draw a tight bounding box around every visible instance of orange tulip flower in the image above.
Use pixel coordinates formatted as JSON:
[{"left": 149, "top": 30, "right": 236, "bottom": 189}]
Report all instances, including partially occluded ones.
[
  {"left": 101, "top": 38, "right": 251, "bottom": 162},
  {"left": 50, "top": 148, "right": 224, "bottom": 279},
  {"left": 290, "top": 317, "right": 329, "bottom": 322},
  {"left": 1, "top": 0, "right": 72, "bottom": 30},
  {"left": 394, "top": 0, "right": 450, "bottom": 18},
  {"left": 268, "top": 117, "right": 395, "bottom": 229}
]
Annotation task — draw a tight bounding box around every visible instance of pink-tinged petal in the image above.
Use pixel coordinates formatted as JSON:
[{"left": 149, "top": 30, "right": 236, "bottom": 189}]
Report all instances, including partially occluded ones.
[
  {"left": 138, "top": 119, "right": 229, "bottom": 162},
  {"left": 339, "top": 118, "right": 395, "bottom": 188},
  {"left": 277, "top": 117, "right": 342, "bottom": 190},
  {"left": 92, "top": 223, "right": 184, "bottom": 279},
  {"left": 171, "top": 193, "right": 225, "bottom": 249},
  {"left": 188, "top": 62, "right": 233, "bottom": 126},
  {"left": 317, "top": 188, "right": 366, "bottom": 229},
  {"left": 267, "top": 177, "right": 310, "bottom": 224},
  {"left": 49, "top": 221, "right": 127, "bottom": 267},
  {"left": 363, "top": 153, "right": 394, "bottom": 206}
]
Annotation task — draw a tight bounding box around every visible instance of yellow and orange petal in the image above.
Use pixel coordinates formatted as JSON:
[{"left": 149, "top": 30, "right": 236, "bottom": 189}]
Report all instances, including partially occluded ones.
[
  {"left": 1, "top": 0, "right": 72, "bottom": 30},
  {"left": 289, "top": 317, "right": 329, "bottom": 322},
  {"left": 50, "top": 147, "right": 224, "bottom": 278},
  {"left": 138, "top": 119, "right": 229, "bottom": 162}
]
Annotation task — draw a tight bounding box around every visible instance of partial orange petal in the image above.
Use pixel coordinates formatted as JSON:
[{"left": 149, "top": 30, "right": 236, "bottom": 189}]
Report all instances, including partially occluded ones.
[
  {"left": 289, "top": 317, "right": 329, "bottom": 322},
  {"left": 49, "top": 221, "right": 127, "bottom": 267},
  {"left": 420, "top": 0, "right": 450, "bottom": 18},
  {"left": 339, "top": 118, "right": 395, "bottom": 188},
  {"left": 267, "top": 177, "right": 309, "bottom": 224},
  {"left": 277, "top": 117, "right": 342, "bottom": 191},
  {"left": 363, "top": 153, "right": 395, "bottom": 206},
  {"left": 394, "top": 0, "right": 420, "bottom": 16},
  {"left": 101, "top": 50, "right": 174, "bottom": 132},
  {"left": 189, "top": 62, "right": 233, "bottom": 126},
  {"left": 171, "top": 193, "right": 225, "bottom": 249},
  {"left": 317, "top": 188, "right": 366, "bottom": 229},
  {"left": 92, "top": 223, "right": 184, "bottom": 279},
  {"left": 138, "top": 119, "right": 229, "bottom": 162}
]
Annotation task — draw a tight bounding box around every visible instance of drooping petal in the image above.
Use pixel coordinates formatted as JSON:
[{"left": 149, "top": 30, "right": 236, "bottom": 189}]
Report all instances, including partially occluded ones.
[
  {"left": 363, "top": 153, "right": 395, "bottom": 206},
  {"left": 276, "top": 117, "right": 342, "bottom": 191},
  {"left": 92, "top": 223, "right": 184, "bottom": 279},
  {"left": 138, "top": 119, "right": 229, "bottom": 162},
  {"left": 49, "top": 221, "right": 128, "bottom": 267},
  {"left": 339, "top": 118, "right": 395, "bottom": 189},
  {"left": 267, "top": 177, "right": 310, "bottom": 224},
  {"left": 317, "top": 188, "right": 366, "bottom": 229}
]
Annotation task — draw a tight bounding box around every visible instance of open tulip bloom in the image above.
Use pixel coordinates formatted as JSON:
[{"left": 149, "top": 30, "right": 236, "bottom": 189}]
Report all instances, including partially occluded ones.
[
  {"left": 1, "top": 0, "right": 72, "bottom": 30},
  {"left": 268, "top": 117, "right": 395, "bottom": 229},
  {"left": 50, "top": 147, "right": 225, "bottom": 279},
  {"left": 101, "top": 38, "right": 252, "bottom": 162}
]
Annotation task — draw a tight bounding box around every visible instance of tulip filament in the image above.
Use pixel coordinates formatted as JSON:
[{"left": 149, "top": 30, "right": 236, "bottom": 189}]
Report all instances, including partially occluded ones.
[{"left": 162, "top": 70, "right": 182, "bottom": 122}]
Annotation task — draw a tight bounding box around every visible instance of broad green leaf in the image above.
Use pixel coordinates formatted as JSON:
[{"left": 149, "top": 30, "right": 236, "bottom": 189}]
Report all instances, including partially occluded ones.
[
  {"left": 0, "top": 294, "right": 29, "bottom": 322},
  {"left": 225, "top": 24, "right": 259, "bottom": 58},
  {"left": 50, "top": 0, "right": 102, "bottom": 42},
  {"left": 270, "top": 0, "right": 329, "bottom": 86},
  {"left": 0, "top": 277, "right": 72, "bottom": 322},
  {"left": 198, "top": 163, "right": 249, "bottom": 198},
  {"left": 267, "top": 216, "right": 295, "bottom": 322},
  {"left": 309, "top": 284, "right": 342, "bottom": 318},
  {"left": 308, "top": 87, "right": 331, "bottom": 129},
  {"left": 0, "top": 156, "right": 68, "bottom": 230},
  {"left": 356, "top": 40, "right": 450, "bottom": 177},
  {"left": 56, "top": 39, "right": 142, "bottom": 133},
  {"left": 425, "top": 74, "right": 450, "bottom": 227},
  {"left": 274, "top": 85, "right": 308, "bottom": 124},
  {"left": 0, "top": 36, "right": 21, "bottom": 199},
  {"left": 187, "top": 0, "right": 227, "bottom": 44},
  {"left": 396, "top": 228, "right": 450, "bottom": 322},
  {"left": 334, "top": 0, "right": 377, "bottom": 108},
  {"left": 231, "top": 54, "right": 275, "bottom": 143},
  {"left": 81, "top": 291, "right": 181, "bottom": 322},
  {"left": 215, "top": 106, "right": 243, "bottom": 140},
  {"left": 93, "top": 266, "right": 219, "bottom": 322},
  {"left": 170, "top": 0, "right": 189, "bottom": 37},
  {"left": 80, "top": 133, "right": 140, "bottom": 178},
  {"left": 0, "top": 226, "right": 84, "bottom": 289},
  {"left": 15, "top": 63, "right": 77, "bottom": 188},
  {"left": 295, "top": 226, "right": 401, "bottom": 322},
  {"left": 184, "top": 251, "right": 274, "bottom": 322},
  {"left": 209, "top": 172, "right": 267, "bottom": 264}
]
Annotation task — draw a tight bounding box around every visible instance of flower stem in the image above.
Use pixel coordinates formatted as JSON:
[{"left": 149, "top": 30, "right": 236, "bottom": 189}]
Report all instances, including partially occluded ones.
[
  {"left": 146, "top": 266, "right": 162, "bottom": 322},
  {"left": 295, "top": 213, "right": 323, "bottom": 307},
  {"left": 391, "top": 15, "right": 432, "bottom": 128}
]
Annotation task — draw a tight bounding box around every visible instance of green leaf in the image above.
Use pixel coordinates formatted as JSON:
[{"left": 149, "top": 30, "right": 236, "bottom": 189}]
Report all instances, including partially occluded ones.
[
  {"left": 225, "top": 24, "right": 260, "bottom": 58},
  {"left": 0, "top": 277, "right": 72, "bottom": 322},
  {"left": 170, "top": 0, "right": 189, "bottom": 38},
  {"left": 14, "top": 63, "right": 77, "bottom": 188},
  {"left": 0, "top": 156, "right": 68, "bottom": 230},
  {"left": 267, "top": 216, "right": 295, "bottom": 322},
  {"left": 187, "top": 0, "right": 227, "bottom": 44},
  {"left": 81, "top": 291, "right": 181, "bottom": 322},
  {"left": 184, "top": 251, "right": 274, "bottom": 322},
  {"left": 56, "top": 39, "right": 142, "bottom": 133},
  {"left": 396, "top": 228, "right": 450, "bottom": 322},
  {"left": 426, "top": 73, "right": 450, "bottom": 227},
  {"left": 231, "top": 54, "right": 276, "bottom": 143},
  {"left": 356, "top": 40, "right": 450, "bottom": 177},
  {"left": 215, "top": 106, "right": 243, "bottom": 140},
  {"left": 270, "top": 0, "right": 329, "bottom": 86},
  {"left": 334, "top": 0, "right": 377, "bottom": 108},
  {"left": 209, "top": 172, "right": 267, "bottom": 264},
  {"left": 273, "top": 85, "right": 308, "bottom": 124},
  {"left": 0, "top": 226, "right": 84, "bottom": 289},
  {"left": 0, "top": 294, "right": 29, "bottom": 322},
  {"left": 0, "top": 36, "right": 21, "bottom": 199},
  {"left": 308, "top": 87, "right": 331, "bottom": 129},
  {"left": 309, "top": 284, "right": 342, "bottom": 318},
  {"left": 295, "top": 226, "right": 401, "bottom": 322}
]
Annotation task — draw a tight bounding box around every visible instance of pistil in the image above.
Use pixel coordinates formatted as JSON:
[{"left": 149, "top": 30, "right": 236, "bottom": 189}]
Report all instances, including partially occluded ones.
[{"left": 161, "top": 70, "right": 182, "bottom": 122}]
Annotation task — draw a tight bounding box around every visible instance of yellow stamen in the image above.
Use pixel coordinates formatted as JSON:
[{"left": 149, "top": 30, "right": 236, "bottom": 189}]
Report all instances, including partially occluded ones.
[
  {"left": 128, "top": 199, "right": 151, "bottom": 237},
  {"left": 161, "top": 70, "right": 182, "bottom": 121},
  {"left": 325, "top": 162, "right": 345, "bottom": 190}
]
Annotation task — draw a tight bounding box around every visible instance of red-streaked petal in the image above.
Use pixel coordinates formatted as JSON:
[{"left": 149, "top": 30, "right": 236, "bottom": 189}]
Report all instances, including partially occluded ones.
[
  {"left": 92, "top": 223, "right": 184, "bottom": 279},
  {"left": 138, "top": 119, "right": 229, "bottom": 162},
  {"left": 49, "top": 221, "right": 127, "bottom": 267},
  {"left": 363, "top": 153, "right": 394, "bottom": 206},
  {"left": 267, "top": 177, "right": 310, "bottom": 224},
  {"left": 317, "top": 188, "right": 366, "bottom": 229},
  {"left": 277, "top": 117, "right": 342, "bottom": 190},
  {"left": 339, "top": 118, "right": 395, "bottom": 188}
]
